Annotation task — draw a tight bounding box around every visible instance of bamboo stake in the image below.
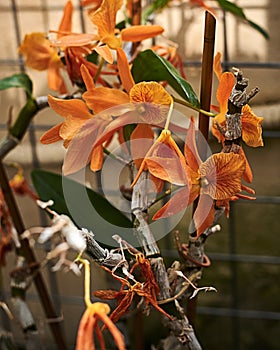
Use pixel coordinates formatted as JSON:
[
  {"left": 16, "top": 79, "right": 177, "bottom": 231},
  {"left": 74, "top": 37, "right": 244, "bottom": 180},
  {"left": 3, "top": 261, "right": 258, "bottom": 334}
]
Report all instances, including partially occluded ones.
[
  {"left": 187, "top": 11, "right": 216, "bottom": 327},
  {"left": 198, "top": 11, "right": 216, "bottom": 146}
]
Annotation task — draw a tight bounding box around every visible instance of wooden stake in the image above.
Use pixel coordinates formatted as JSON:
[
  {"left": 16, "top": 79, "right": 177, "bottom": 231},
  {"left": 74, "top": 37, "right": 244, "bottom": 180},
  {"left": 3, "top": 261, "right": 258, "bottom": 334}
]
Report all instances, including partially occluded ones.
[{"left": 188, "top": 11, "right": 216, "bottom": 327}]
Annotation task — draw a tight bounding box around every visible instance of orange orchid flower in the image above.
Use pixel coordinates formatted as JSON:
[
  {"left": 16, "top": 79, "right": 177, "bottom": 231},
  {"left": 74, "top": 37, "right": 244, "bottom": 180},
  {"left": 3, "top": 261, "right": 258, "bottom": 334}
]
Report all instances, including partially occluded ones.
[
  {"left": 18, "top": 1, "right": 74, "bottom": 93},
  {"left": 211, "top": 53, "right": 264, "bottom": 183},
  {"left": 18, "top": 32, "right": 67, "bottom": 94},
  {"left": 88, "top": 0, "right": 164, "bottom": 91},
  {"left": 63, "top": 80, "right": 175, "bottom": 175},
  {"left": 76, "top": 258, "right": 125, "bottom": 350},
  {"left": 89, "top": 0, "right": 164, "bottom": 50},
  {"left": 150, "top": 117, "right": 247, "bottom": 237},
  {"left": 212, "top": 53, "right": 264, "bottom": 148},
  {"left": 41, "top": 63, "right": 134, "bottom": 173}
]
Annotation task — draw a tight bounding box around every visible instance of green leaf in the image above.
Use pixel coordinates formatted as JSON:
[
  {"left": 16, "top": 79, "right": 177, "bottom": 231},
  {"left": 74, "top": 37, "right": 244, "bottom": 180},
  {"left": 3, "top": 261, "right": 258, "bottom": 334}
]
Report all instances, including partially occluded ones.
[
  {"left": 247, "top": 19, "right": 269, "bottom": 40},
  {"left": 217, "top": 0, "right": 269, "bottom": 39},
  {"left": 31, "top": 169, "right": 133, "bottom": 246},
  {"left": 0, "top": 73, "right": 33, "bottom": 97},
  {"left": 131, "top": 49, "right": 200, "bottom": 108},
  {"left": 142, "top": 0, "right": 169, "bottom": 22}
]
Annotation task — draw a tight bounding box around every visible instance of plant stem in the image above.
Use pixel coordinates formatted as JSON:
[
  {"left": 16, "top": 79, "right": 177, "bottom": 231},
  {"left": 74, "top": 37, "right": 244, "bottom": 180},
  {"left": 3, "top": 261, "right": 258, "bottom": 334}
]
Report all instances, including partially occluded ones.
[
  {"left": 94, "top": 57, "right": 105, "bottom": 84},
  {"left": 164, "top": 97, "right": 174, "bottom": 130},
  {"left": 173, "top": 96, "right": 216, "bottom": 118}
]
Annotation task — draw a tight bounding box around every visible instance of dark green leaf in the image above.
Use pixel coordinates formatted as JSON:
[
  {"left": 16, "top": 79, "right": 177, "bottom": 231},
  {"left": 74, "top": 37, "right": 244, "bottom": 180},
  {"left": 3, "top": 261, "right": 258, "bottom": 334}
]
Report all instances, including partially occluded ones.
[
  {"left": 142, "top": 0, "right": 169, "bottom": 22},
  {"left": 0, "top": 73, "right": 33, "bottom": 97},
  {"left": 132, "top": 49, "right": 200, "bottom": 108},
  {"left": 116, "top": 19, "right": 127, "bottom": 31},
  {"left": 217, "top": 0, "right": 269, "bottom": 39},
  {"left": 31, "top": 169, "right": 133, "bottom": 246},
  {"left": 123, "top": 124, "right": 137, "bottom": 143},
  {"left": 247, "top": 19, "right": 269, "bottom": 40},
  {"left": 217, "top": 0, "right": 246, "bottom": 18}
]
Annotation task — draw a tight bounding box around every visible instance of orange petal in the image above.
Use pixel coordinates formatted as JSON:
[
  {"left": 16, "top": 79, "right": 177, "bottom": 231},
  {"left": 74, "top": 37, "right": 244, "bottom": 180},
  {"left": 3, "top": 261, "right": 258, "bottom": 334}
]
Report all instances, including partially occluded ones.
[
  {"left": 18, "top": 33, "right": 55, "bottom": 70},
  {"left": 80, "top": 0, "right": 102, "bottom": 9},
  {"left": 48, "top": 95, "right": 92, "bottom": 120},
  {"left": 48, "top": 62, "right": 67, "bottom": 94},
  {"left": 53, "top": 33, "right": 98, "bottom": 48},
  {"left": 89, "top": 0, "right": 123, "bottom": 45},
  {"left": 81, "top": 64, "right": 95, "bottom": 91},
  {"left": 121, "top": 25, "right": 164, "bottom": 42},
  {"left": 40, "top": 123, "right": 63, "bottom": 144},
  {"left": 153, "top": 187, "right": 192, "bottom": 220},
  {"left": 192, "top": 194, "right": 215, "bottom": 237},
  {"left": 83, "top": 86, "right": 129, "bottom": 114},
  {"left": 57, "top": 0, "right": 73, "bottom": 35},
  {"left": 132, "top": 129, "right": 189, "bottom": 187},
  {"left": 238, "top": 147, "right": 253, "bottom": 183},
  {"left": 63, "top": 117, "right": 111, "bottom": 175},
  {"left": 90, "top": 145, "right": 104, "bottom": 172},
  {"left": 130, "top": 124, "right": 154, "bottom": 169},
  {"left": 95, "top": 44, "right": 114, "bottom": 64},
  {"left": 216, "top": 72, "right": 235, "bottom": 113},
  {"left": 97, "top": 312, "right": 125, "bottom": 350},
  {"left": 213, "top": 52, "right": 223, "bottom": 81},
  {"left": 116, "top": 47, "right": 135, "bottom": 93},
  {"left": 184, "top": 116, "right": 202, "bottom": 171},
  {"left": 241, "top": 105, "right": 264, "bottom": 147},
  {"left": 200, "top": 153, "right": 245, "bottom": 200}
]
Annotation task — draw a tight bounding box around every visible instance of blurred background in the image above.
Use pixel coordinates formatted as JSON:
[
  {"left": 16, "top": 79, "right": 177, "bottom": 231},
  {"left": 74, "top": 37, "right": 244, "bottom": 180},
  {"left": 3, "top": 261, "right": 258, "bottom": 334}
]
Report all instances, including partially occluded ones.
[{"left": 0, "top": 1, "right": 279, "bottom": 349}]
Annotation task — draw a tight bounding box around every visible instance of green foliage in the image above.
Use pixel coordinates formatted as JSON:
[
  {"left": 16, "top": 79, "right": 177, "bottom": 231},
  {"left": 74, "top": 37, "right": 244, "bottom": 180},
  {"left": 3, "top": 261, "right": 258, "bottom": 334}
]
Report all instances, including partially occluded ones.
[
  {"left": 132, "top": 49, "right": 200, "bottom": 107},
  {"left": 217, "top": 0, "right": 269, "bottom": 39},
  {"left": 31, "top": 169, "right": 132, "bottom": 245},
  {"left": 142, "top": 0, "right": 169, "bottom": 22},
  {"left": 0, "top": 73, "right": 33, "bottom": 98},
  {"left": 142, "top": 0, "right": 269, "bottom": 39}
]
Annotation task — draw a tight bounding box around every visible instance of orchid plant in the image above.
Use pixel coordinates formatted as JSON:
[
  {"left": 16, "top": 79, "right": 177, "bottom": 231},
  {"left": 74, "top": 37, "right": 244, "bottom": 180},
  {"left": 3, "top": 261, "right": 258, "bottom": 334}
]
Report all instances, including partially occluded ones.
[{"left": 0, "top": 1, "right": 266, "bottom": 349}]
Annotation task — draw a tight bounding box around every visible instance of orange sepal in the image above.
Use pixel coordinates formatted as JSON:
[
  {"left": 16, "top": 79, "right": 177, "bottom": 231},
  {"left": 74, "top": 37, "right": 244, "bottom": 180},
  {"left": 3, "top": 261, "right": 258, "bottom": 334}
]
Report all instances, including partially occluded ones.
[
  {"left": 48, "top": 95, "right": 92, "bottom": 120},
  {"left": 116, "top": 47, "right": 135, "bottom": 93},
  {"left": 121, "top": 25, "right": 164, "bottom": 42},
  {"left": 192, "top": 194, "right": 215, "bottom": 237},
  {"left": 83, "top": 86, "right": 130, "bottom": 114},
  {"left": 90, "top": 145, "right": 104, "bottom": 172},
  {"left": 95, "top": 44, "right": 114, "bottom": 64},
  {"left": 40, "top": 123, "right": 63, "bottom": 144},
  {"left": 213, "top": 52, "right": 223, "bottom": 81},
  {"left": 241, "top": 105, "right": 264, "bottom": 147},
  {"left": 216, "top": 72, "right": 235, "bottom": 113},
  {"left": 89, "top": 0, "right": 123, "bottom": 47},
  {"left": 184, "top": 117, "right": 202, "bottom": 172},
  {"left": 132, "top": 130, "right": 190, "bottom": 188},
  {"left": 238, "top": 147, "right": 253, "bottom": 183},
  {"left": 130, "top": 124, "right": 154, "bottom": 169},
  {"left": 57, "top": 0, "right": 73, "bottom": 35}
]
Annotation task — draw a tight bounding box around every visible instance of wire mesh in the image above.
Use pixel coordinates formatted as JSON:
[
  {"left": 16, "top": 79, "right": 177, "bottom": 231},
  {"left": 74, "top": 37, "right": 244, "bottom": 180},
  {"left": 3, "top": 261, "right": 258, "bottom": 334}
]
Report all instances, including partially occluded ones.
[{"left": 0, "top": 1, "right": 279, "bottom": 349}]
